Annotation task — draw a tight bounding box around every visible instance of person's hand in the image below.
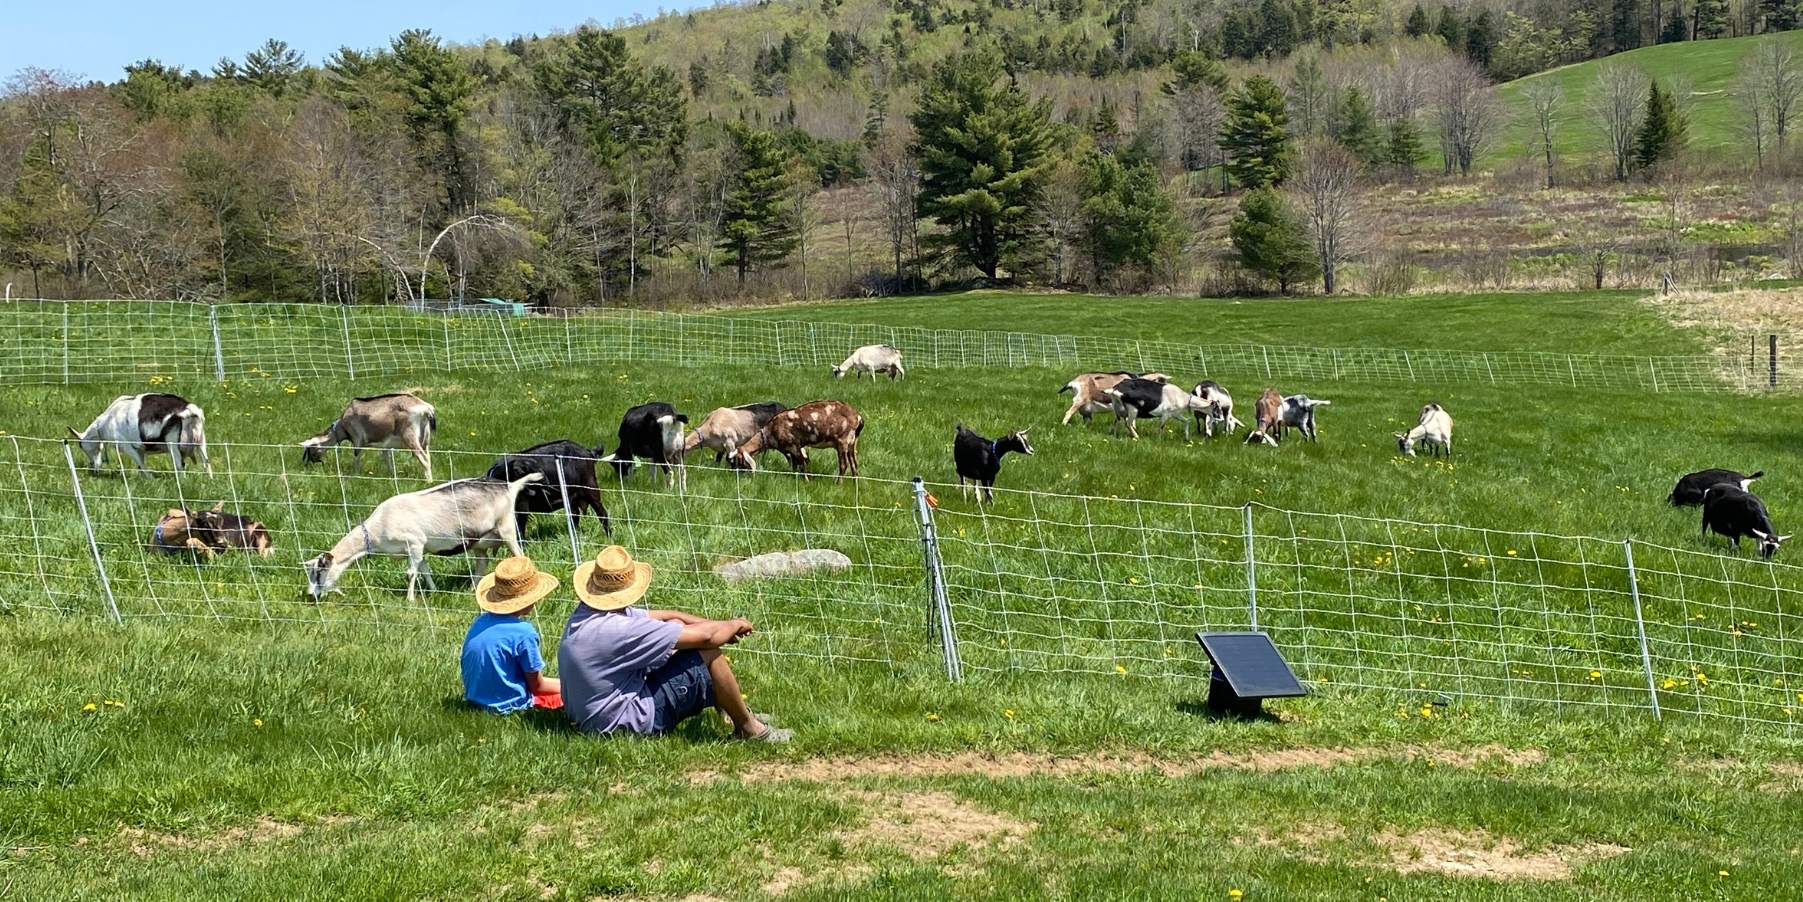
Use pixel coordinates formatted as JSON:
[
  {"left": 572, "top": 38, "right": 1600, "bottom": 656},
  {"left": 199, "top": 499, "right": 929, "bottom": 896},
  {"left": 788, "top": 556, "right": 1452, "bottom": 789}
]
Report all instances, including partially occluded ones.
[{"left": 731, "top": 617, "right": 755, "bottom": 639}]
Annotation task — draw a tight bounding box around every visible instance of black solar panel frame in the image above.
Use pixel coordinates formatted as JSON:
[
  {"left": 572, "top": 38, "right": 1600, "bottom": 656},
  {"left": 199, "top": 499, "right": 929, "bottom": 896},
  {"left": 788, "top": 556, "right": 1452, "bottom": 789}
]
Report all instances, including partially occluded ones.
[{"left": 1195, "top": 632, "right": 1309, "bottom": 699}]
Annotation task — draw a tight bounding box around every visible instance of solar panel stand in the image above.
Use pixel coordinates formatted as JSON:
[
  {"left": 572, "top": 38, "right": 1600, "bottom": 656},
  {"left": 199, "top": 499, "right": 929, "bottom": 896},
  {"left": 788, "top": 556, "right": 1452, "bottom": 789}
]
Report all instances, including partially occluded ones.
[{"left": 1195, "top": 631, "right": 1308, "bottom": 719}]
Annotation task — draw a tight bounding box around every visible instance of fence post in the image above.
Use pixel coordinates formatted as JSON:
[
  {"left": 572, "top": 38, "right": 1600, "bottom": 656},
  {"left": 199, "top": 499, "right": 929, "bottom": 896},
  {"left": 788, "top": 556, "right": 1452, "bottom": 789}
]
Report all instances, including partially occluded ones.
[
  {"left": 1244, "top": 502, "right": 1258, "bottom": 631},
  {"left": 1403, "top": 350, "right": 1415, "bottom": 381},
  {"left": 564, "top": 314, "right": 575, "bottom": 365},
  {"left": 442, "top": 317, "right": 454, "bottom": 371},
  {"left": 339, "top": 307, "right": 357, "bottom": 380},
  {"left": 1483, "top": 351, "right": 1496, "bottom": 386},
  {"left": 1648, "top": 357, "right": 1659, "bottom": 393},
  {"left": 1770, "top": 334, "right": 1779, "bottom": 389},
  {"left": 1331, "top": 347, "right": 1341, "bottom": 380},
  {"left": 1623, "top": 539, "right": 1661, "bottom": 721},
  {"left": 62, "top": 305, "right": 70, "bottom": 385},
  {"left": 63, "top": 442, "right": 122, "bottom": 624},
  {"left": 1567, "top": 354, "right": 1577, "bottom": 388},
  {"left": 911, "top": 478, "right": 963, "bottom": 682},
  {"left": 209, "top": 305, "right": 226, "bottom": 382},
  {"left": 1262, "top": 346, "right": 1272, "bottom": 379},
  {"left": 554, "top": 457, "right": 582, "bottom": 567}
]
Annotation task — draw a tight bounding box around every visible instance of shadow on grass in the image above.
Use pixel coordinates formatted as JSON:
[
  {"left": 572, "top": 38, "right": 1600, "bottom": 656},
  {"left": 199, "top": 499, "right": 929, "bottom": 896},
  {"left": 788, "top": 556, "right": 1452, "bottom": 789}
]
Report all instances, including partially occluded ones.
[{"left": 1176, "top": 698, "right": 1285, "bottom": 724}]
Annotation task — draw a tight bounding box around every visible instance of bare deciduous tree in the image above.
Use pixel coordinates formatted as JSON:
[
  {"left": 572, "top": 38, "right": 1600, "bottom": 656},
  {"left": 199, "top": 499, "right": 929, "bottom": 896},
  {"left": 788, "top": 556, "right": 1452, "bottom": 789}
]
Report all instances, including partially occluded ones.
[
  {"left": 1287, "top": 140, "right": 1368, "bottom": 295},
  {"left": 1170, "top": 84, "right": 1227, "bottom": 192},
  {"left": 1522, "top": 80, "right": 1562, "bottom": 189},
  {"left": 1743, "top": 39, "right": 1803, "bottom": 161},
  {"left": 1431, "top": 57, "right": 1501, "bottom": 176},
  {"left": 867, "top": 130, "right": 918, "bottom": 290},
  {"left": 1590, "top": 62, "right": 1650, "bottom": 182},
  {"left": 1734, "top": 62, "right": 1773, "bottom": 171}
]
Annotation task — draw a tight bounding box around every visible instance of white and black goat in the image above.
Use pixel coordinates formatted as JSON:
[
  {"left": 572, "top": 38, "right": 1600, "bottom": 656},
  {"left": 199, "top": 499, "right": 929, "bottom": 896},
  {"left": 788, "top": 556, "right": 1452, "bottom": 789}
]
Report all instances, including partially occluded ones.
[
  {"left": 1701, "top": 484, "right": 1790, "bottom": 559},
  {"left": 607, "top": 402, "right": 688, "bottom": 489},
  {"left": 301, "top": 393, "right": 436, "bottom": 480},
  {"left": 1059, "top": 371, "right": 1170, "bottom": 425},
  {"left": 68, "top": 393, "right": 212, "bottom": 477},
  {"left": 1190, "top": 381, "right": 1244, "bottom": 438},
  {"left": 1279, "top": 394, "right": 1332, "bottom": 443},
  {"left": 833, "top": 344, "right": 905, "bottom": 380},
  {"left": 303, "top": 473, "right": 542, "bottom": 601},
  {"left": 1669, "top": 469, "right": 1762, "bottom": 506},
  {"left": 1396, "top": 403, "right": 1453, "bottom": 458},
  {"left": 1106, "top": 378, "right": 1213, "bottom": 440},
  {"left": 952, "top": 424, "right": 1033, "bottom": 502}
]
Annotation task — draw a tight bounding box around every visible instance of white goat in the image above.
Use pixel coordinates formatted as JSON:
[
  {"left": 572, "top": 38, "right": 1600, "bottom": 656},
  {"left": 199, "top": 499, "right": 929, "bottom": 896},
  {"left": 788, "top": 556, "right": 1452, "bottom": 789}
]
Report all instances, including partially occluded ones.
[
  {"left": 1397, "top": 403, "right": 1453, "bottom": 458},
  {"left": 1279, "top": 395, "right": 1331, "bottom": 443},
  {"left": 833, "top": 344, "right": 905, "bottom": 380},
  {"left": 303, "top": 473, "right": 541, "bottom": 602},
  {"left": 68, "top": 393, "right": 212, "bottom": 477},
  {"left": 1190, "top": 381, "right": 1244, "bottom": 437},
  {"left": 301, "top": 393, "right": 436, "bottom": 480}
]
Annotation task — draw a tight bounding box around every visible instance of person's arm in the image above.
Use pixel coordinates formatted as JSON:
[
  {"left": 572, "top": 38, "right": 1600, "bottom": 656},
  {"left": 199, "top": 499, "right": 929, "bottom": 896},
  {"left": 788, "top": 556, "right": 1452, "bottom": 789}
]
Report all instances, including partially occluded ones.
[
  {"left": 675, "top": 617, "right": 754, "bottom": 649},
  {"left": 647, "top": 609, "right": 706, "bottom": 626},
  {"left": 524, "top": 671, "right": 561, "bottom": 695}
]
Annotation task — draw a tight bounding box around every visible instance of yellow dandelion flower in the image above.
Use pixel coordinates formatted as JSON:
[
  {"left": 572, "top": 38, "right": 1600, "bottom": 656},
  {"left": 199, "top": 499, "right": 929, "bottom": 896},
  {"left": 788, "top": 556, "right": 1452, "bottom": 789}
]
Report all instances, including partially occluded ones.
[
  {"left": 1230, "top": 891, "right": 1243, "bottom": 900},
  {"left": 253, "top": 718, "right": 264, "bottom": 728},
  {"left": 926, "top": 713, "right": 940, "bottom": 722},
  {"left": 1115, "top": 665, "right": 1127, "bottom": 674},
  {"left": 1129, "top": 577, "right": 1140, "bottom": 584},
  {"left": 1720, "top": 870, "right": 1730, "bottom": 877},
  {"left": 1590, "top": 671, "right": 1601, "bottom": 680},
  {"left": 1004, "top": 709, "right": 1015, "bottom": 719},
  {"left": 82, "top": 703, "right": 97, "bottom": 712},
  {"left": 1506, "top": 550, "right": 1517, "bottom": 556}
]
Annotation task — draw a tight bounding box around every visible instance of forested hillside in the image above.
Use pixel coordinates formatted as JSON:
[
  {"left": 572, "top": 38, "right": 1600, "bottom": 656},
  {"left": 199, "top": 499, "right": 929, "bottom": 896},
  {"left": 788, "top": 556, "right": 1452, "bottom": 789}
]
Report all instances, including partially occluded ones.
[{"left": 3, "top": 0, "right": 1802, "bottom": 306}]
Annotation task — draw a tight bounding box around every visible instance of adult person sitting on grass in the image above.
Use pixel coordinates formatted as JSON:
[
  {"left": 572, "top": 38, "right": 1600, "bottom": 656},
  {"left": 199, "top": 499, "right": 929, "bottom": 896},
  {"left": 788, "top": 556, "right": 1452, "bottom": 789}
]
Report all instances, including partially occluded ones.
[{"left": 558, "top": 545, "right": 792, "bottom": 742}]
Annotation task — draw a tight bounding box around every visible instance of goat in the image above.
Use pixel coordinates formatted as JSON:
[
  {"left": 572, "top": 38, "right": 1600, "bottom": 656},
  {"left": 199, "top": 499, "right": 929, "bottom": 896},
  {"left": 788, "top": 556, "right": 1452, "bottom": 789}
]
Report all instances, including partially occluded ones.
[
  {"left": 1701, "top": 484, "right": 1790, "bottom": 559},
  {"left": 731, "top": 400, "right": 865, "bottom": 481},
  {"left": 1190, "top": 381, "right": 1244, "bottom": 438},
  {"left": 486, "top": 440, "right": 612, "bottom": 536},
  {"left": 149, "top": 503, "right": 272, "bottom": 559},
  {"left": 833, "top": 344, "right": 905, "bottom": 380},
  {"left": 953, "top": 424, "right": 1033, "bottom": 502},
  {"left": 1396, "top": 403, "right": 1453, "bottom": 458},
  {"left": 1669, "top": 469, "right": 1762, "bottom": 506},
  {"left": 301, "top": 393, "right": 435, "bottom": 480},
  {"left": 1279, "top": 394, "right": 1332, "bottom": 443},
  {"left": 608, "top": 402, "right": 688, "bottom": 488},
  {"left": 683, "top": 402, "right": 788, "bottom": 470},
  {"left": 1059, "top": 371, "right": 1171, "bottom": 425},
  {"left": 1245, "top": 389, "right": 1284, "bottom": 446},
  {"left": 303, "top": 474, "right": 543, "bottom": 602},
  {"left": 1106, "top": 379, "right": 1213, "bottom": 440},
  {"left": 68, "top": 393, "right": 212, "bottom": 477}
]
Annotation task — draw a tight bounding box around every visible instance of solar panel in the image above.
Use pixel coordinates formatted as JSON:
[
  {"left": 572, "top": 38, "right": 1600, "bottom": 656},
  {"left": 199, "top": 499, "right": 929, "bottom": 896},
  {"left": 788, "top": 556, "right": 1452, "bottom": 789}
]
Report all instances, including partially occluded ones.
[{"left": 1195, "top": 632, "right": 1308, "bottom": 699}]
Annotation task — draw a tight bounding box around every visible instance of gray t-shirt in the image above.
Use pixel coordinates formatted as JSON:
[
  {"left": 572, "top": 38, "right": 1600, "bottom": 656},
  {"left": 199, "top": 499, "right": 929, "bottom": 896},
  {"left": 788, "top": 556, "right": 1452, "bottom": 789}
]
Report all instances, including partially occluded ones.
[{"left": 558, "top": 605, "right": 683, "bottom": 735}]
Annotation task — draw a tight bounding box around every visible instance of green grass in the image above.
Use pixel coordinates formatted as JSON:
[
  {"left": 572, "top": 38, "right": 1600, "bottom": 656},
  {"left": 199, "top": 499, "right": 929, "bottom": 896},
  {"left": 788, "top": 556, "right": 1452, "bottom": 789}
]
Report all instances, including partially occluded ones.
[
  {"left": 1495, "top": 32, "right": 1803, "bottom": 165},
  {"left": 4, "top": 290, "right": 1803, "bottom": 899}
]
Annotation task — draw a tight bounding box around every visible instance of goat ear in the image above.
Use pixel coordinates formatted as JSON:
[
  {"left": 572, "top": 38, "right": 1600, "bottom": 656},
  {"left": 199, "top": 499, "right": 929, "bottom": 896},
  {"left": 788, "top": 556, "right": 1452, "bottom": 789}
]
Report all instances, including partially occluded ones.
[
  {"left": 211, "top": 501, "right": 225, "bottom": 511},
  {"left": 318, "top": 552, "right": 334, "bottom": 565},
  {"left": 1781, "top": 535, "right": 1794, "bottom": 542},
  {"left": 66, "top": 426, "right": 81, "bottom": 438},
  {"left": 1751, "top": 528, "right": 1770, "bottom": 540}
]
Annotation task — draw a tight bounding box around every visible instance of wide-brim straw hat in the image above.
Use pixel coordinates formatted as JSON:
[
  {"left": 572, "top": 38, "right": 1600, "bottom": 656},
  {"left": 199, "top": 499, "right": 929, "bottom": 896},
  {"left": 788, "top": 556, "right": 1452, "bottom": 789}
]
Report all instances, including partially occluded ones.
[
  {"left": 475, "top": 556, "right": 560, "bottom": 614},
  {"left": 573, "top": 545, "right": 653, "bottom": 611}
]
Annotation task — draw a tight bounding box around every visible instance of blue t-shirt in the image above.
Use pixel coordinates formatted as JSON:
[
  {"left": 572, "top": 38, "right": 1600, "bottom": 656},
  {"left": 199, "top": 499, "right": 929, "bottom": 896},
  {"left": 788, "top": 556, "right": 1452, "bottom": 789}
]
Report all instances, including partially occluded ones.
[{"left": 461, "top": 612, "right": 547, "bottom": 714}]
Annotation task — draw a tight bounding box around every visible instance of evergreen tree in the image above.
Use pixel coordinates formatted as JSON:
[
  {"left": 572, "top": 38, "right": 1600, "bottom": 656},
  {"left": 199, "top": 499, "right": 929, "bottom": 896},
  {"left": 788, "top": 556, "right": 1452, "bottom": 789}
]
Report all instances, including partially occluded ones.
[
  {"left": 1385, "top": 117, "right": 1426, "bottom": 175},
  {"left": 1078, "top": 150, "right": 1184, "bottom": 282},
  {"left": 1221, "top": 75, "right": 1293, "bottom": 188},
  {"left": 1765, "top": 0, "right": 1803, "bottom": 31},
  {"left": 1337, "top": 86, "right": 1383, "bottom": 167},
  {"left": 1229, "top": 186, "right": 1317, "bottom": 293},
  {"left": 1257, "top": 0, "right": 1300, "bottom": 57},
  {"left": 723, "top": 122, "right": 798, "bottom": 283},
  {"left": 1695, "top": 0, "right": 1730, "bottom": 37},
  {"left": 535, "top": 28, "right": 688, "bottom": 169},
  {"left": 1405, "top": 4, "right": 1432, "bottom": 37},
  {"left": 1465, "top": 10, "right": 1497, "bottom": 70},
  {"left": 1634, "top": 80, "right": 1689, "bottom": 169},
  {"left": 1613, "top": 0, "right": 1644, "bottom": 51},
  {"left": 391, "top": 29, "right": 477, "bottom": 216},
  {"left": 1435, "top": 4, "right": 1465, "bottom": 47},
  {"left": 1663, "top": 9, "right": 1690, "bottom": 41},
  {"left": 909, "top": 51, "right": 1057, "bottom": 280},
  {"left": 1166, "top": 49, "right": 1230, "bottom": 94}
]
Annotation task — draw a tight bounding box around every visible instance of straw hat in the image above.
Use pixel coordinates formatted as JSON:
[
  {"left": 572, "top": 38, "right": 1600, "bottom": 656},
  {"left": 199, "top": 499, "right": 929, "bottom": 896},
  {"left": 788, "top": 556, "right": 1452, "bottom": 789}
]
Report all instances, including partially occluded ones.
[
  {"left": 573, "top": 545, "right": 653, "bottom": 611},
  {"left": 475, "top": 556, "right": 560, "bottom": 614}
]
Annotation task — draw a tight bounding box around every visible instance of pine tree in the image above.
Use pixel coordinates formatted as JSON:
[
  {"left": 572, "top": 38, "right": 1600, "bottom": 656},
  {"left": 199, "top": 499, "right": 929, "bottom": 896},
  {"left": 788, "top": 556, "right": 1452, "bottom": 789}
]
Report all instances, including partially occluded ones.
[
  {"left": 1229, "top": 186, "right": 1318, "bottom": 293},
  {"left": 1221, "top": 75, "right": 1294, "bottom": 188},
  {"left": 1764, "top": 0, "right": 1803, "bottom": 31},
  {"left": 723, "top": 122, "right": 798, "bottom": 283},
  {"left": 910, "top": 51, "right": 1057, "bottom": 280},
  {"left": 1634, "top": 80, "right": 1689, "bottom": 169},
  {"left": 1405, "top": 4, "right": 1432, "bottom": 37},
  {"left": 1663, "top": 9, "right": 1690, "bottom": 41},
  {"left": 1078, "top": 151, "right": 1184, "bottom": 282},
  {"left": 1435, "top": 4, "right": 1465, "bottom": 47},
  {"left": 1166, "top": 49, "right": 1230, "bottom": 94},
  {"left": 1385, "top": 117, "right": 1426, "bottom": 175},
  {"left": 1695, "top": 0, "right": 1730, "bottom": 38},
  {"left": 1337, "top": 86, "right": 1383, "bottom": 167},
  {"left": 1257, "top": 0, "right": 1300, "bottom": 57},
  {"left": 1613, "top": 0, "right": 1644, "bottom": 51},
  {"left": 1465, "top": 10, "right": 1497, "bottom": 71}
]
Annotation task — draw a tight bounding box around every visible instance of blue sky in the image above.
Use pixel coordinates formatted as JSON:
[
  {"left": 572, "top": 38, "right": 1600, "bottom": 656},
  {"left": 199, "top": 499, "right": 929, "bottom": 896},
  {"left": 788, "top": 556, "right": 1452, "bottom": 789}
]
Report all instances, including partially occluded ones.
[{"left": 9, "top": 1, "right": 666, "bottom": 82}]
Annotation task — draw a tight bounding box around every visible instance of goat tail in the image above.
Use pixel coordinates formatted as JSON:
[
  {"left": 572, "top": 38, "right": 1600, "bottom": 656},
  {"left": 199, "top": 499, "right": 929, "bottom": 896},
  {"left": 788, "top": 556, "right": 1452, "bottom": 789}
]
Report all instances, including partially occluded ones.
[
  {"left": 1750, "top": 471, "right": 1766, "bottom": 481},
  {"left": 1058, "top": 382, "right": 1075, "bottom": 394}
]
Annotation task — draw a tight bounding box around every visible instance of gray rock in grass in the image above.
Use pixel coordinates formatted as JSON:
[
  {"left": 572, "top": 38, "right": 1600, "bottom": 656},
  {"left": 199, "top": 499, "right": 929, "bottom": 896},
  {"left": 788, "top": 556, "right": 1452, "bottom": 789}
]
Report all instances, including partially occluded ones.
[{"left": 715, "top": 549, "right": 853, "bottom": 582}]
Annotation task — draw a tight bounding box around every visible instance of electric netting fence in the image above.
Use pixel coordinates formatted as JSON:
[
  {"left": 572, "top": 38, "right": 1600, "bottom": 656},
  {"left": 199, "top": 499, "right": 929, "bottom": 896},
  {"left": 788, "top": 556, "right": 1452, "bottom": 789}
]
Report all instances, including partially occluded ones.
[
  {"left": 0, "top": 300, "right": 1775, "bottom": 392},
  {"left": 4, "top": 434, "right": 1803, "bottom": 729}
]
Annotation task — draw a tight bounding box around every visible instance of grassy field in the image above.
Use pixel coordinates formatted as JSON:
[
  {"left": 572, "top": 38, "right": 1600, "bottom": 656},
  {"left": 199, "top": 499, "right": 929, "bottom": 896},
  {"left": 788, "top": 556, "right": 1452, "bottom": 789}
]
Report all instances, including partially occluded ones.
[
  {"left": 1494, "top": 32, "right": 1803, "bottom": 165},
  {"left": 3, "top": 290, "right": 1802, "bottom": 899}
]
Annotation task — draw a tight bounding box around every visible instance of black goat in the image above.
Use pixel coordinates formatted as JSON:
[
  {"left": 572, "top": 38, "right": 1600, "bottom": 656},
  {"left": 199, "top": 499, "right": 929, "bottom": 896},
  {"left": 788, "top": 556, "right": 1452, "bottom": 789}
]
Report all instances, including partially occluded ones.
[
  {"left": 486, "top": 440, "right": 613, "bottom": 536},
  {"left": 609, "top": 402, "right": 689, "bottom": 488},
  {"left": 1669, "top": 469, "right": 1762, "bottom": 506},
  {"left": 953, "top": 424, "right": 1033, "bottom": 503},
  {"left": 1701, "top": 484, "right": 1789, "bottom": 559}
]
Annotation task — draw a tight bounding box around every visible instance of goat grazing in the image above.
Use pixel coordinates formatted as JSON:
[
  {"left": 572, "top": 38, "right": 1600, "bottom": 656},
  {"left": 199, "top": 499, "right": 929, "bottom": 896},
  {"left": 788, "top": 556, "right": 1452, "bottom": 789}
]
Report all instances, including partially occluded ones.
[
  {"left": 1396, "top": 403, "right": 1453, "bottom": 458},
  {"left": 833, "top": 344, "right": 905, "bottom": 380},
  {"left": 1106, "top": 378, "right": 1214, "bottom": 440},
  {"left": 1245, "top": 389, "right": 1284, "bottom": 446},
  {"left": 953, "top": 424, "right": 1033, "bottom": 502},
  {"left": 1701, "top": 484, "right": 1790, "bottom": 559},
  {"left": 731, "top": 400, "right": 865, "bottom": 481},
  {"left": 486, "top": 440, "right": 612, "bottom": 536},
  {"left": 1279, "top": 394, "right": 1332, "bottom": 443},
  {"left": 1059, "top": 371, "right": 1171, "bottom": 425},
  {"left": 1669, "top": 469, "right": 1762, "bottom": 506},
  {"left": 68, "top": 393, "right": 212, "bottom": 477},
  {"left": 608, "top": 402, "right": 688, "bottom": 488},
  {"left": 301, "top": 393, "right": 436, "bottom": 480},
  {"left": 1190, "top": 381, "right": 1244, "bottom": 438},
  {"left": 303, "top": 474, "right": 543, "bottom": 602},
  {"left": 683, "top": 402, "right": 787, "bottom": 470},
  {"left": 149, "top": 503, "right": 273, "bottom": 559}
]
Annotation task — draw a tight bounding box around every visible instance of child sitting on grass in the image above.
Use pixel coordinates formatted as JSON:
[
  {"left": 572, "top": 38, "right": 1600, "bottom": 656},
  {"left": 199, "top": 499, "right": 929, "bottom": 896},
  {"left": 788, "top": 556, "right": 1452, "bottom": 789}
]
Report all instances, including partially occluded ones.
[{"left": 462, "top": 556, "right": 563, "bottom": 713}]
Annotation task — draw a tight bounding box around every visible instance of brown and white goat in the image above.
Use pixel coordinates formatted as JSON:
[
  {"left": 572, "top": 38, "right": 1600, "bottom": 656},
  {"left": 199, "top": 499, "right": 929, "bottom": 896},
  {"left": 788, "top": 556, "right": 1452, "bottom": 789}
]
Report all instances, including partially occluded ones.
[
  {"left": 1059, "top": 371, "right": 1170, "bottom": 425},
  {"left": 1245, "top": 389, "right": 1285, "bottom": 446},
  {"left": 150, "top": 503, "right": 274, "bottom": 558},
  {"left": 731, "top": 400, "right": 865, "bottom": 481},
  {"left": 1396, "top": 403, "right": 1453, "bottom": 458},
  {"left": 301, "top": 393, "right": 436, "bottom": 480},
  {"left": 683, "top": 402, "right": 787, "bottom": 470}
]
